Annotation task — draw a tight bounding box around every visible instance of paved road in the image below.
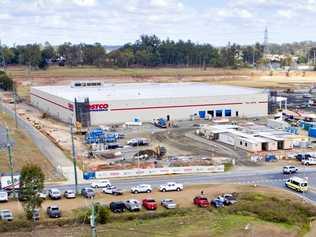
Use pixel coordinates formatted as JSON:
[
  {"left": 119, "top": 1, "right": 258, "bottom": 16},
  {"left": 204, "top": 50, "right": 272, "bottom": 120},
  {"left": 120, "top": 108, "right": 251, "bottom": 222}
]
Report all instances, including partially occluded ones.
[{"left": 48, "top": 168, "right": 316, "bottom": 203}]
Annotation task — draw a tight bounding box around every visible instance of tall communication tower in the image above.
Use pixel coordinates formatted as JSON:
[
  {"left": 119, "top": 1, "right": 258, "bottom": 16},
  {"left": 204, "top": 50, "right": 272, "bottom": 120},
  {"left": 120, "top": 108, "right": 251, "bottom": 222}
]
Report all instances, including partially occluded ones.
[{"left": 263, "top": 27, "right": 269, "bottom": 55}]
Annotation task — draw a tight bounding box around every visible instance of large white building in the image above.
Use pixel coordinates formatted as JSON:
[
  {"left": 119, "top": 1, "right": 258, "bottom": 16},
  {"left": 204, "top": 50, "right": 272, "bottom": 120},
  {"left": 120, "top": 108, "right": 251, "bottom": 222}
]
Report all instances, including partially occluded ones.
[{"left": 30, "top": 82, "right": 268, "bottom": 126}]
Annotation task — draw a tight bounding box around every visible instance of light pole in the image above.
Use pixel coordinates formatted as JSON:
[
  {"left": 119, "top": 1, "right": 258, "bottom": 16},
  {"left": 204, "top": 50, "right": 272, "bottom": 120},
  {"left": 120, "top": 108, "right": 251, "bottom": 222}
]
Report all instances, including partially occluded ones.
[
  {"left": 90, "top": 199, "right": 96, "bottom": 237},
  {"left": 6, "top": 127, "right": 15, "bottom": 198},
  {"left": 70, "top": 125, "right": 78, "bottom": 194}
]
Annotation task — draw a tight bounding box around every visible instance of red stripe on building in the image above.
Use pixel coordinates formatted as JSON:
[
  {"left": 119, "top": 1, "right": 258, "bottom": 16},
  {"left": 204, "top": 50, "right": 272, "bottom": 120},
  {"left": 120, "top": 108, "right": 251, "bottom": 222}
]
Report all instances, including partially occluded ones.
[{"left": 31, "top": 93, "right": 72, "bottom": 111}]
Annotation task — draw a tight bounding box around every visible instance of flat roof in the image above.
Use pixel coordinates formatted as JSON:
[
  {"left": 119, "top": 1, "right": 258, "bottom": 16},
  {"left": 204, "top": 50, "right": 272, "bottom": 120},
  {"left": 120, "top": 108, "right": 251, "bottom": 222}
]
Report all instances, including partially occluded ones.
[{"left": 32, "top": 83, "right": 265, "bottom": 102}]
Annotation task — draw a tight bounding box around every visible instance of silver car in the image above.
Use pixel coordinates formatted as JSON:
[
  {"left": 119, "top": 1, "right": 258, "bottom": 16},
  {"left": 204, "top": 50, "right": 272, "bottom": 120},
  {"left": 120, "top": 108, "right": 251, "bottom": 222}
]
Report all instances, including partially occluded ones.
[
  {"left": 125, "top": 199, "right": 141, "bottom": 212},
  {"left": 0, "top": 209, "right": 13, "bottom": 221},
  {"left": 161, "top": 199, "right": 177, "bottom": 209}
]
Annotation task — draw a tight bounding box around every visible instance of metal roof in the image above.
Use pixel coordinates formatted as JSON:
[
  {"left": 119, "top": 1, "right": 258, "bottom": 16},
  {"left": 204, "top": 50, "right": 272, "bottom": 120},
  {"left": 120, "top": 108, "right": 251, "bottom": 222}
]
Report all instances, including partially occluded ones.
[{"left": 32, "top": 83, "right": 265, "bottom": 102}]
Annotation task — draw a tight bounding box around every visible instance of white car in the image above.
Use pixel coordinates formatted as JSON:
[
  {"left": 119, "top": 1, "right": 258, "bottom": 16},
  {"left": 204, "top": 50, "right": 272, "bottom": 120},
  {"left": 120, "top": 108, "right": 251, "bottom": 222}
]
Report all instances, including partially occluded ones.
[
  {"left": 131, "top": 184, "right": 152, "bottom": 194},
  {"left": 0, "top": 191, "right": 8, "bottom": 202},
  {"left": 102, "top": 186, "right": 123, "bottom": 195},
  {"left": 161, "top": 199, "right": 177, "bottom": 209},
  {"left": 159, "top": 182, "right": 183, "bottom": 192},
  {"left": 48, "top": 188, "right": 61, "bottom": 200},
  {"left": 0, "top": 209, "right": 13, "bottom": 221},
  {"left": 91, "top": 179, "right": 111, "bottom": 188},
  {"left": 37, "top": 191, "right": 47, "bottom": 199},
  {"left": 64, "top": 190, "right": 76, "bottom": 199}
]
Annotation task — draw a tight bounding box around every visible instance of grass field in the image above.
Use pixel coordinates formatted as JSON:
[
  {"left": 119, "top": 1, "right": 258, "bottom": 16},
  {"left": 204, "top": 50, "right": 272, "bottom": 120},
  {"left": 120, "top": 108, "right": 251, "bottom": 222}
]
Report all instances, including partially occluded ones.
[
  {"left": 0, "top": 112, "right": 62, "bottom": 181},
  {"left": 6, "top": 65, "right": 258, "bottom": 79}
]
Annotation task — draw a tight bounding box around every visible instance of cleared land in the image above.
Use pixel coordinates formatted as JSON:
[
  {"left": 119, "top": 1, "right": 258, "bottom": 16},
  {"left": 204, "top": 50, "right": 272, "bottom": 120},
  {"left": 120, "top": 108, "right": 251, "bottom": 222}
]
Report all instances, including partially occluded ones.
[
  {"left": 0, "top": 184, "right": 314, "bottom": 237},
  {"left": 0, "top": 112, "right": 62, "bottom": 181},
  {"left": 6, "top": 66, "right": 316, "bottom": 99}
]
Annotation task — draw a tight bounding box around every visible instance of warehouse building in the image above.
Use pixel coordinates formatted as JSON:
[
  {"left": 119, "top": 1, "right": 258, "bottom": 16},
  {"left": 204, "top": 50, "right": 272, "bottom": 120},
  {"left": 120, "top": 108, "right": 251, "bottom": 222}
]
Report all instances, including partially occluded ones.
[{"left": 30, "top": 82, "right": 268, "bottom": 126}]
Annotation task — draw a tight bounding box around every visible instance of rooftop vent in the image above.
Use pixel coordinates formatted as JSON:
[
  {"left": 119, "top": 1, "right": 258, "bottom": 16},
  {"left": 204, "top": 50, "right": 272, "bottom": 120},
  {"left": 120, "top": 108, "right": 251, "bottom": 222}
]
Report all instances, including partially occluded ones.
[{"left": 70, "top": 81, "right": 103, "bottom": 88}]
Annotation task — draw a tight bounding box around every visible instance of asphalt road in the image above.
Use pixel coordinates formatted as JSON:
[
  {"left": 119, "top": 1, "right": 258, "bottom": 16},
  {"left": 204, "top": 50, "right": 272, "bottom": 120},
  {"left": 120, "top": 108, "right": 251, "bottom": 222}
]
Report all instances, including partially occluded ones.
[{"left": 48, "top": 168, "right": 316, "bottom": 203}]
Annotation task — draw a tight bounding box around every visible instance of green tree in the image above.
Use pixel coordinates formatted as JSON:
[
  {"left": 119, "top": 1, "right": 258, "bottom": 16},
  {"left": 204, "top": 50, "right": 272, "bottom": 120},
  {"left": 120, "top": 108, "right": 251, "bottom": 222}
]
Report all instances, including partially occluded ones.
[
  {"left": 0, "top": 71, "right": 14, "bottom": 91},
  {"left": 19, "top": 164, "right": 45, "bottom": 220},
  {"left": 18, "top": 44, "right": 42, "bottom": 69}
]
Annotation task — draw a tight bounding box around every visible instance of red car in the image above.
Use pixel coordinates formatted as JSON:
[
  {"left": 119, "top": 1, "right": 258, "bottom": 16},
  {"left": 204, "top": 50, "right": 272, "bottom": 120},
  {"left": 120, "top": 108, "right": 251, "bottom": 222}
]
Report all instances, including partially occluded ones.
[
  {"left": 193, "top": 196, "right": 209, "bottom": 208},
  {"left": 142, "top": 198, "right": 157, "bottom": 210}
]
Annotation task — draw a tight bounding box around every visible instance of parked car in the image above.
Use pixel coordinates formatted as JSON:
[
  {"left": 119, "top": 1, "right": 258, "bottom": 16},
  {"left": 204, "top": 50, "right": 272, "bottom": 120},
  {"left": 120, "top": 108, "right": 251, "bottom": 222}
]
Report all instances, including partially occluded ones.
[
  {"left": 222, "top": 193, "right": 237, "bottom": 205},
  {"left": 32, "top": 208, "right": 40, "bottom": 221},
  {"left": 110, "top": 201, "right": 126, "bottom": 213},
  {"left": 125, "top": 199, "right": 141, "bottom": 212},
  {"left": 48, "top": 188, "right": 61, "bottom": 200},
  {"left": 0, "top": 191, "right": 8, "bottom": 202},
  {"left": 81, "top": 187, "right": 95, "bottom": 198},
  {"left": 161, "top": 199, "right": 177, "bottom": 209},
  {"left": 142, "top": 198, "right": 157, "bottom": 210},
  {"left": 102, "top": 186, "right": 123, "bottom": 196},
  {"left": 38, "top": 191, "right": 47, "bottom": 200},
  {"left": 131, "top": 184, "right": 152, "bottom": 194},
  {"left": 127, "top": 138, "right": 149, "bottom": 146},
  {"left": 91, "top": 179, "right": 111, "bottom": 188},
  {"left": 159, "top": 182, "right": 183, "bottom": 192},
  {"left": 0, "top": 209, "right": 13, "bottom": 221},
  {"left": 283, "top": 165, "right": 298, "bottom": 174},
  {"left": 211, "top": 197, "right": 225, "bottom": 208},
  {"left": 193, "top": 196, "right": 209, "bottom": 208},
  {"left": 64, "top": 190, "right": 76, "bottom": 199},
  {"left": 47, "top": 205, "right": 61, "bottom": 218}
]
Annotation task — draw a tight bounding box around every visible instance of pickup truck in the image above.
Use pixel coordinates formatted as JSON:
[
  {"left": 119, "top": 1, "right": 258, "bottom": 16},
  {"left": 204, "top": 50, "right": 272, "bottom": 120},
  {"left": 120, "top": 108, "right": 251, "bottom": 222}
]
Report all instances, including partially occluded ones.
[{"left": 159, "top": 182, "right": 183, "bottom": 192}]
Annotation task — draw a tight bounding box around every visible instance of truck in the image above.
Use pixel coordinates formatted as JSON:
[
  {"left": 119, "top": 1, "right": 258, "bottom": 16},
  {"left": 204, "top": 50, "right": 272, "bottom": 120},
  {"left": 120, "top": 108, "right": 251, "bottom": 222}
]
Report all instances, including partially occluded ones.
[
  {"left": 0, "top": 175, "right": 20, "bottom": 191},
  {"left": 159, "top": 182, "right": 183, "bottom": 192}
]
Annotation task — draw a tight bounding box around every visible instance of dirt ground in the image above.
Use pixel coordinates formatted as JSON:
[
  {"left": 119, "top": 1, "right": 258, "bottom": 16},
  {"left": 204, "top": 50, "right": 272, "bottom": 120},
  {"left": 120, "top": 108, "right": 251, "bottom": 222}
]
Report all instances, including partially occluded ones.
[{"left": 0, "top": 112, "right": 62, "bottom": 181}]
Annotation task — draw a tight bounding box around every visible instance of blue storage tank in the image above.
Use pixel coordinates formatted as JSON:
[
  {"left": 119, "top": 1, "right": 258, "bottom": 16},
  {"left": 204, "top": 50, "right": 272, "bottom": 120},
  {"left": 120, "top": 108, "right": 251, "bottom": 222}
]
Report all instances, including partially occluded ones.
[{"left": 309, "top": 127, "right": 316, "bottom": 138}]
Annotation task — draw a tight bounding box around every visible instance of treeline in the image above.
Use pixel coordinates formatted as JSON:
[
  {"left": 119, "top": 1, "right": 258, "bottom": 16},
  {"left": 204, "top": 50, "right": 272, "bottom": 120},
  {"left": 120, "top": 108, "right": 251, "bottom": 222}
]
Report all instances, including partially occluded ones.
[{"left": 0, "top": 35, "right": 266, "bottom": 69}]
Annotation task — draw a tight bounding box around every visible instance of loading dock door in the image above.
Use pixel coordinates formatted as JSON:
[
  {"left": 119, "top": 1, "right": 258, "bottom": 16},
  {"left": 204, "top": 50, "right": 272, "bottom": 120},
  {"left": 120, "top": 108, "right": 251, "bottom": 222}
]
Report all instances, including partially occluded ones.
[
  {"left": 277, "top": 141, "right": 284, "bottom": 149},
  {"left": 262, "top": 142, "right": 268, "bottom": 151}
]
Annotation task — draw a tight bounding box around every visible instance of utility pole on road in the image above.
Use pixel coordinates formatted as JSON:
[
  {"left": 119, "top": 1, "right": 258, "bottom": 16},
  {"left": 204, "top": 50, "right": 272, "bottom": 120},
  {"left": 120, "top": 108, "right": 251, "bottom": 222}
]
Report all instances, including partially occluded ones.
[{"left": 5, "top": 127, "right": 15, "bottom": 198}]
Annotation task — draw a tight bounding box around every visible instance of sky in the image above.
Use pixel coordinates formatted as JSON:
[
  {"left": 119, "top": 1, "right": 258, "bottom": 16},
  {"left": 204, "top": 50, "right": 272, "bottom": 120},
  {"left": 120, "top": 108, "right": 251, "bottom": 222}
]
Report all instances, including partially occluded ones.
[{"left": 0, "top": 0, "right": 316, "bottom": 46}]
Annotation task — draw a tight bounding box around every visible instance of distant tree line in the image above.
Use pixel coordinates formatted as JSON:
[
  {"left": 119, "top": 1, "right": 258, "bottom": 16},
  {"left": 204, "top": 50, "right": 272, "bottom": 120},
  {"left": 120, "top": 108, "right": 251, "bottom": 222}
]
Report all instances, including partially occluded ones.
[{"left": 0, "top": 34, "right": 288, "bottom": 70}]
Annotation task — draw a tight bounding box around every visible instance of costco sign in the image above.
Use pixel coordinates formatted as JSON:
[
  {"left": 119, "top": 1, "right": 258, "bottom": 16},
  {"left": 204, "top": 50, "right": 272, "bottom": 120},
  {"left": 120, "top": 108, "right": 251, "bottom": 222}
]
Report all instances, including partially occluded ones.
[{"left": 88, "top": 103, "right": 109, "bottom": 112}]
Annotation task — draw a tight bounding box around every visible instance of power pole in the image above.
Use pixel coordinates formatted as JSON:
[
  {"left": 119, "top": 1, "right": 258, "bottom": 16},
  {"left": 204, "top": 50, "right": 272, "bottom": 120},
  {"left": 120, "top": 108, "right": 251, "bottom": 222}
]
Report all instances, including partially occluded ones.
[
  {"left": 0, "top": 40, "right": 6, "bottom": 71},
  {"left": 70, "top": 125, "right": 78, "bottom": 194},
  {"left": 13, "top": 84, "right": 18, "bottom": 129},
  {"left": 5, "top": 128, "right": 15, "bottom": 197},
  {"left": 90, "top": 202, "right": 96, "bottom": 237}
]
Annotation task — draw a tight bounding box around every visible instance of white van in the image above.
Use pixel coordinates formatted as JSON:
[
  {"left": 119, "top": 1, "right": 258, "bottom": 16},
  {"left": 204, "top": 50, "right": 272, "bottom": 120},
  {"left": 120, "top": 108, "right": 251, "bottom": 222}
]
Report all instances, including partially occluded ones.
[
  {"left": 0, "top": 191, "right": 8, "bottom": 202},
  {"left": 285, "top": 176, "right": 308, "bottom": 192}
]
